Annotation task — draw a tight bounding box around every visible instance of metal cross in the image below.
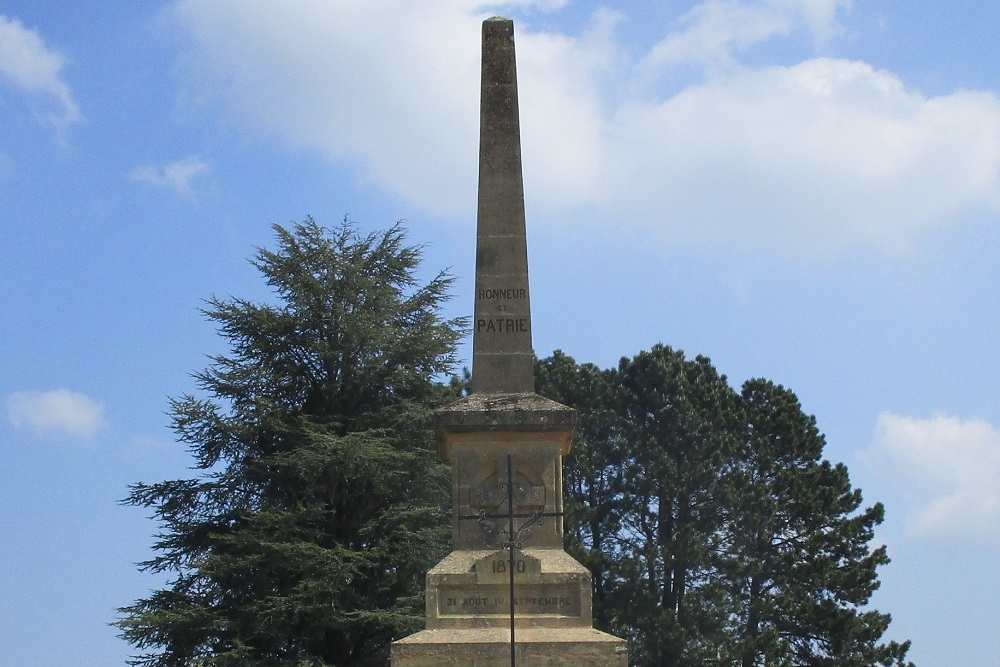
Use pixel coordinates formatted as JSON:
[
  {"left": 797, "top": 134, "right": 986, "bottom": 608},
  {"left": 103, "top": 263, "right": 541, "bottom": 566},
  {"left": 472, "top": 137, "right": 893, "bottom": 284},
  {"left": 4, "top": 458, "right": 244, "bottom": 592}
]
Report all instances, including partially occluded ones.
[{"left": 459, "top": 453, "right": 564, "bottom": 667}]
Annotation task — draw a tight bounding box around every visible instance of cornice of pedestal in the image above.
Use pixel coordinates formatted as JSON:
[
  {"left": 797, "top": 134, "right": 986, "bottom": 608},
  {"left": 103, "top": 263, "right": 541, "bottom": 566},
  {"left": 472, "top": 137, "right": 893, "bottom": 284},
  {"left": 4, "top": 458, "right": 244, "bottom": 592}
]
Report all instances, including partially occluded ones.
[{"left": 435, "top": 392, "right": 577, "bottom": 459}]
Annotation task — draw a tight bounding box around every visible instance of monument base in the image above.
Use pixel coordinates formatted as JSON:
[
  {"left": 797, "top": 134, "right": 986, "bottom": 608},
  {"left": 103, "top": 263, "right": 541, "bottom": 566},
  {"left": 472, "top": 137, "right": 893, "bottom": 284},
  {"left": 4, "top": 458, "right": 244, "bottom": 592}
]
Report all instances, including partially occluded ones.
[
  {"left": 391, "top": 627, "right": 627, "bottom": 666},
  {"left": 423, "top": 549, "right": 593, "bottom": 629}
]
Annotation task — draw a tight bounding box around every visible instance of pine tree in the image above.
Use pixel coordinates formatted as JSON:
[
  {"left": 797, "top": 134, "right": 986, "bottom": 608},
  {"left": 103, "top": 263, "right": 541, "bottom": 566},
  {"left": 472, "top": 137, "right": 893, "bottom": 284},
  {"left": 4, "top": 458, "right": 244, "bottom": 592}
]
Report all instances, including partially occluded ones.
[
  {"left": 116, "top": 218, "right": 465, "bottom": 667},
  {"left": 538, "top": 346, "right": 740, "bottom": 665},
  {"left": 535, "top": 349, "right": 914, "bottom": 667},
  {"left": 613, "top": 345, "right": 739, "bottom": 667},
  {"left": 717, "top": 379, "right": 913, "bottom": 667}
]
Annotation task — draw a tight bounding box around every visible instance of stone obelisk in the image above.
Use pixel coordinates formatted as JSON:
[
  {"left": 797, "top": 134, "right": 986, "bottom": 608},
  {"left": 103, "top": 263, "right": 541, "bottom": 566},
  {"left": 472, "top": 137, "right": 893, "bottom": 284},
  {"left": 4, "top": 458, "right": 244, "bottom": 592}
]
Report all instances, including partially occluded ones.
[
  {"left": 471, "top": 15, "right": 533, "bottom": 395},
  {"left": 391, "top": 18, "right": 627, "bottom": 666}
]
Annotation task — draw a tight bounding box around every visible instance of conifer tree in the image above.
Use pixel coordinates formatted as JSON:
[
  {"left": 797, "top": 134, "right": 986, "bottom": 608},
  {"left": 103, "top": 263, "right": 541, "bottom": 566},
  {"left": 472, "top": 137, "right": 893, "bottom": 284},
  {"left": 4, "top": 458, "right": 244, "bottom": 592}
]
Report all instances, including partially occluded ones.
[
  {"left": 536, "top": 349, "right": 914, "bottom": 667},
  {"left": 612, "top": 345, "right": 739, "bottom": 667},
  {"left": 718, "top": 379, "right": 913, "bottom": 667},
  {"left": 117, "top": 218, "right": 464, "bottom": 667}
]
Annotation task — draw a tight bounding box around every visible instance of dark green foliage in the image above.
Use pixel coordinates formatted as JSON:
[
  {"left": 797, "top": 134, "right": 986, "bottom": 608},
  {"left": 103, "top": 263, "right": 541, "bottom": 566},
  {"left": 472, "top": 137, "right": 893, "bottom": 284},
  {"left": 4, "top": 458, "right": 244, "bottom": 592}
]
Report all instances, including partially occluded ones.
[
  {"left": 117, "top": 218, "right": 465, "bottom": 667},
  {"left": 536, "top": 351, "right": 625, "bottom": 630},
  {"left": 719, "top": 379, "right": 913, "bottom": 667},
  {"left": 611, "top": 346, "right": 739, "bottom": 666},
  {"left": 536, "top": 348, "right": 913, "bottom": 667}
]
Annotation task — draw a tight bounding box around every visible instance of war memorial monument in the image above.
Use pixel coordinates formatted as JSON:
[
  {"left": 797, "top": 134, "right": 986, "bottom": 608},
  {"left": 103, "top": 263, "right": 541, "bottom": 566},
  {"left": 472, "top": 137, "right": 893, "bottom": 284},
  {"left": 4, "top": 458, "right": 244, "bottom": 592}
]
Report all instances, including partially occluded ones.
[{"left": 390, "top": 17, "right": 628, "bottom": 667}]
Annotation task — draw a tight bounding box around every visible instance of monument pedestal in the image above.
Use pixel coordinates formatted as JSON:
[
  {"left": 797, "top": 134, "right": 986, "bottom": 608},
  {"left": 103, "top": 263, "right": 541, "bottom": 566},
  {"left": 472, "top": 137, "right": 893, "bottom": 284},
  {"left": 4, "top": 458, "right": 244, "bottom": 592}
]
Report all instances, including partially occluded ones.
[{"left": 391, "top": 395, "right": 627, "bottom": 665}]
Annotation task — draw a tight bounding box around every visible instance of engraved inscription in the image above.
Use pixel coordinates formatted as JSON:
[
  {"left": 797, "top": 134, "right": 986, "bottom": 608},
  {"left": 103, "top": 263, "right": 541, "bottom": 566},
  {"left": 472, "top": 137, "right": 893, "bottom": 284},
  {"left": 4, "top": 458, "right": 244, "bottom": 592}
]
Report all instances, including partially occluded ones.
[
  {"left": 438, "top": 584, "right": 579, "bottom": 616},
  {"left": 490, "top": 557, "right": 525, "bottom": 574},
  {"left": 474, "top": 551, "right": 542, "bottom": 584},
  {"left": 478, "top": 287, "right": 528, "bottom": 314},
  {"left": 478, "top": 288, "right": 526, "bottom": 301},
  {"left": 475, "top": 318, "right": 528, "bottom": 333}
]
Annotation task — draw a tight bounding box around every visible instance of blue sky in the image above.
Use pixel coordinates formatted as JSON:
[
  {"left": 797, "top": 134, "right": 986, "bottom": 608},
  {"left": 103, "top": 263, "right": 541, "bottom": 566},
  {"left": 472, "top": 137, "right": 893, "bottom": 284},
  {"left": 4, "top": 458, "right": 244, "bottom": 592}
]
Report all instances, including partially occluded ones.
[{"left": 2, "top": 1, "right": 998, "bottom": 665}]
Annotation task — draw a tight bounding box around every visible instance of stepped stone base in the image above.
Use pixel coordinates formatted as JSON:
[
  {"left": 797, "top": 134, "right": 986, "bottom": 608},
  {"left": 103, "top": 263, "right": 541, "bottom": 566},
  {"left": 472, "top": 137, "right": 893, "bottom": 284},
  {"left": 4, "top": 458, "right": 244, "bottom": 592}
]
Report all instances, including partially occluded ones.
[
  {"left": 424, "top": 549, "right": 592, "bottom": 630},
  {"left": 391, "top": 627, "right": 628, "bottom": 666}
]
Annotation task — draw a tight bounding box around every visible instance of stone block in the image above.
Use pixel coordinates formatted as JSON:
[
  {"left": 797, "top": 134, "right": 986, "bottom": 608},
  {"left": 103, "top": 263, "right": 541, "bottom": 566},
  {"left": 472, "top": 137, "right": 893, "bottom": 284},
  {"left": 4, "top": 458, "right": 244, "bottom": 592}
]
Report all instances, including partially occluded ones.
[{"left": 391, "top": 627, "right": 628, "bottom": 666}]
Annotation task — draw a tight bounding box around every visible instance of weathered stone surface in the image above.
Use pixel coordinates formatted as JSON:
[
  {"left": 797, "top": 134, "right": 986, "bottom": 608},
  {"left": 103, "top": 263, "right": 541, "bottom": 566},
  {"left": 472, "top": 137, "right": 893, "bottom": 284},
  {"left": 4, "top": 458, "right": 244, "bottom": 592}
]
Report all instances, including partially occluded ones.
[
  {"left": 447, "top": 438, "right": 566, "bottom": 548},
  {"left": 423, "top": 548, "right": 591, "bottom": 629},
  {"left": 472, "top": 16, "right": 533, "bottom": 395},
  {"left": 391, "top": 627, "right": 629, "bottom": 666},
  {"left": 436, "top": 393, "right": 577, "bottom": 438}
]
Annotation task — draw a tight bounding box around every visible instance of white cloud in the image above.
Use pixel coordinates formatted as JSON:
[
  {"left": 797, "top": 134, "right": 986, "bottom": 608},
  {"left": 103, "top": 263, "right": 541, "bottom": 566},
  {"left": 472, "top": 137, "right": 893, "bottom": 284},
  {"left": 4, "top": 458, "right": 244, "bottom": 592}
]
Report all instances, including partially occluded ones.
[
  {"left": 644, "top": 0, "right": 850, "bottom": 69},
  {"left": 131, "top": 156, "right": 211, "bottom": 199},
  {"left": 0, "top": 13, "right": 80, "bottom": 129},
  {"left": 167, "top": 0, "right": 485, "bottom": 214},
  {"left": 7, "top": 389, "right": 105, "bottom": 438},
  {"left": 163, "top": 0, "right": 1000, "bottom": 258},
  {"left": 870, "top": 413, "right": 1000, "bottom": 542},
  {"left": 603, "top": 59, "right": 1000, "bottom": 255}
]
